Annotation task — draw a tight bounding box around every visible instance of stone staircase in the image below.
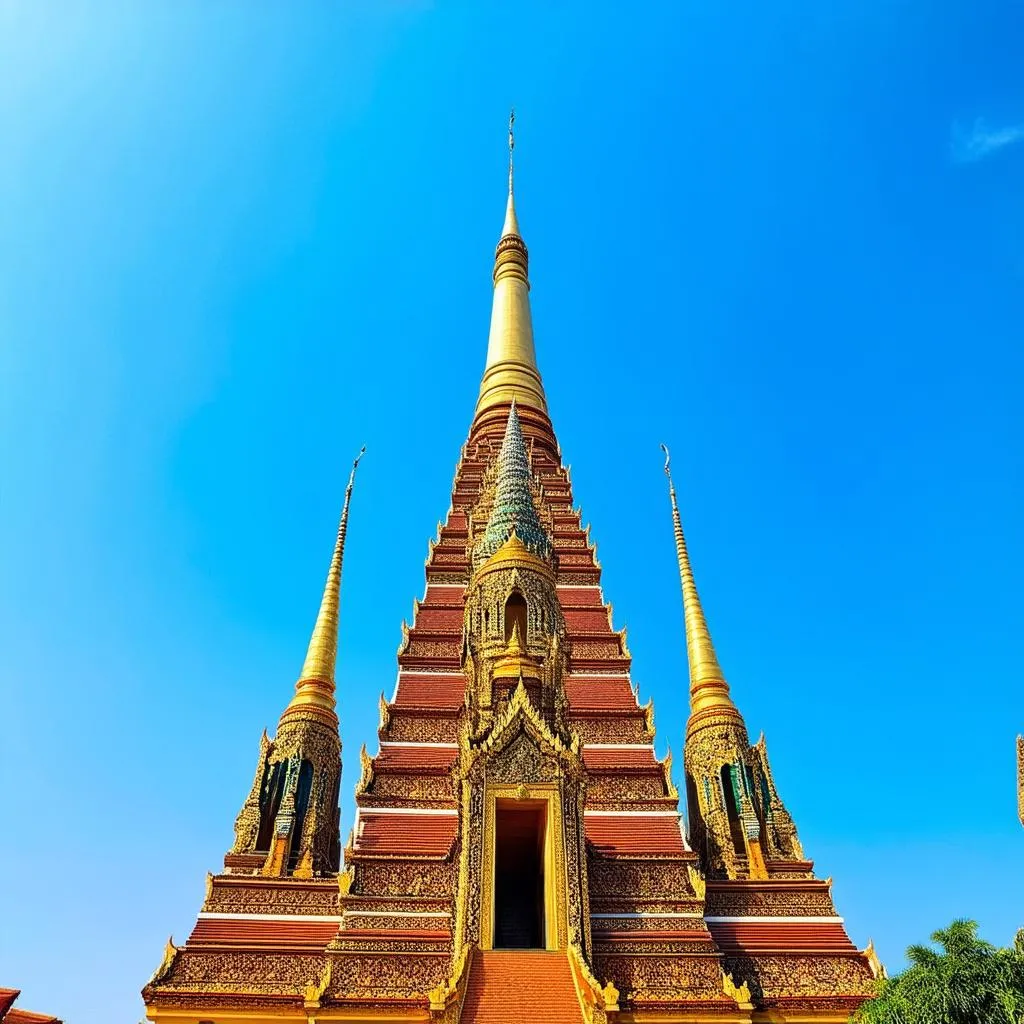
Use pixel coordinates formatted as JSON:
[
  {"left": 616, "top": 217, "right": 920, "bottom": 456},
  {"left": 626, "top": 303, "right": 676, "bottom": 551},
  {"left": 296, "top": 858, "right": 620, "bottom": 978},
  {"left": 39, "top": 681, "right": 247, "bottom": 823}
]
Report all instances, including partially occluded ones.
[{"left": 460, "top": 950, "right": 583, "bottom": 1023}]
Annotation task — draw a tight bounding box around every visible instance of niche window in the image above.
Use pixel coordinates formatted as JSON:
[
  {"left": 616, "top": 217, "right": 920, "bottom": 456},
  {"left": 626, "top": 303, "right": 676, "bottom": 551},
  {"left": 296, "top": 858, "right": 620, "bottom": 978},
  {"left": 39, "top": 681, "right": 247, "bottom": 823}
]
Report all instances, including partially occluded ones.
[
  {"left": 255, "top": 761, "right": 287, "bottom": 852},
  {"left": 504, "top": 594, "right": 528, "bottom": 643},
  {"left": 287, "top": 759, "right": 314, "bottom": 868},
  {"left": 720, "top": 764, "right": 747, "bottom": 857}
]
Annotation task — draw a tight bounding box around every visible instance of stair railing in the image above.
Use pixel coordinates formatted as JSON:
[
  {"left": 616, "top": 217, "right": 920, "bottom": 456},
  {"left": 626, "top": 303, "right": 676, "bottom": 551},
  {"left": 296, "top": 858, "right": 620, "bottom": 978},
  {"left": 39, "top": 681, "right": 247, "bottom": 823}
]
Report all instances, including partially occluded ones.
[
  {"left": 428, "top": 942, "right": 474, "bottom": 1023},
  {"left": 568, "top": 941, "right": 619, "bottom": 1023}
]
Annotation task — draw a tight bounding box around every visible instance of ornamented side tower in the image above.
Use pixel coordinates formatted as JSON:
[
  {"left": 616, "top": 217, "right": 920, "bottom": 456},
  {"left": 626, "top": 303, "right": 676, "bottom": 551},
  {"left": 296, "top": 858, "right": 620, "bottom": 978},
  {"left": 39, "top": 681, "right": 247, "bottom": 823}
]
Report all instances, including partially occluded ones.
[
  {"left": 664, "top": 452, "right": 881, "bottom": 1018},
  {"left": 143, "top": 454, "right": 364, "bottom": 1018},
  {"left": 143, "top": 122, "right": 878, "bottom": 1024},
  {"left": 230, "top": 452, "right": 364, "bottom": 881}
]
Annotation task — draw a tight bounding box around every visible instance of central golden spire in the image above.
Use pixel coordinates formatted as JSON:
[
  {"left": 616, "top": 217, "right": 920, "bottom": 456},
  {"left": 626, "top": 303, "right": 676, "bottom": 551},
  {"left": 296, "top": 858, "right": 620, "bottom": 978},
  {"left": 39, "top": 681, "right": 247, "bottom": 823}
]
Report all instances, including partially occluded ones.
[
  {"left": 661, "top": 446, "right": 744, "bottom": 730},
  {"left": 475, "top": 110, "right": 548, "bottom": 418},
  {"left": 279, "top": 447, "right": 365, "bottom": 729}
]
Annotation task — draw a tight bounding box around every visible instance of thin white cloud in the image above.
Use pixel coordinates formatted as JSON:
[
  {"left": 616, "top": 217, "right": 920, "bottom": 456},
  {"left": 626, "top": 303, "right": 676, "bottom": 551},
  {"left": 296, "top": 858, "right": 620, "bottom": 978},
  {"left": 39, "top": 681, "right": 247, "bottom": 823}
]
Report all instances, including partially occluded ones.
[{"left": 951, "top": 118, "right": 1024, "bottom": 163}]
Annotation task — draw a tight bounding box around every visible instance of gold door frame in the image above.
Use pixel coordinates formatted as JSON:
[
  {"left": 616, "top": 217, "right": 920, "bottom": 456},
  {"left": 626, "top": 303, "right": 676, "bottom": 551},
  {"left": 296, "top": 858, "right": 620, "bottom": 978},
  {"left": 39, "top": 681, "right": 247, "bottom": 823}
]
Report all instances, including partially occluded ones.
[{"left": 479, "top": 782, "right": 568, "bottom": 951}]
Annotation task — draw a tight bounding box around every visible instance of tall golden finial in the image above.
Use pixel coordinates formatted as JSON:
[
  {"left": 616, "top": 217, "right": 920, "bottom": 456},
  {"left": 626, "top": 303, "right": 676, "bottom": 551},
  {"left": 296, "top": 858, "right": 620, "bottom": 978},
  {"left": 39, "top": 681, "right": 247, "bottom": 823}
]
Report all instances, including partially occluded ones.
[
  {"left": 475, "top": 110, "right": 547, "bottom": 418},
  {"left": 280, "top": 447, "right": 365, "bottom": 728},
  {"left": 661, "top": 445, "right": 742, "bottom": 726}
]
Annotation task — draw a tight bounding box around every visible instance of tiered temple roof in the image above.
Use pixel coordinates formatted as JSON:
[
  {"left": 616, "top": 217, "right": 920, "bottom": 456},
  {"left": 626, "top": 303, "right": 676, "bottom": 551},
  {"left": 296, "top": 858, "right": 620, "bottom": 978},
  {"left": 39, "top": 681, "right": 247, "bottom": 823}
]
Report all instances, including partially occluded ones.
[{"left": 143, "top": 123, "right": 879, "bottom": 1023}]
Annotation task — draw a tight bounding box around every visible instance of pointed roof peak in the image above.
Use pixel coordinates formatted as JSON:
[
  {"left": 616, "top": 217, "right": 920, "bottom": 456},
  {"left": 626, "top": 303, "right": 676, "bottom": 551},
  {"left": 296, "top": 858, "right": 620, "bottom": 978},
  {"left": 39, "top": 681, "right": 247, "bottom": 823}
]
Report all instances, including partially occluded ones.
[
  {"left": 660, "top": 445, "right": 743, "bottom": 730},
  {"left": 280, "top": 447, "right": 365, "bottom": 729},
  {"left": 474, "top": 112, "right": 548, "bottom": 419}
]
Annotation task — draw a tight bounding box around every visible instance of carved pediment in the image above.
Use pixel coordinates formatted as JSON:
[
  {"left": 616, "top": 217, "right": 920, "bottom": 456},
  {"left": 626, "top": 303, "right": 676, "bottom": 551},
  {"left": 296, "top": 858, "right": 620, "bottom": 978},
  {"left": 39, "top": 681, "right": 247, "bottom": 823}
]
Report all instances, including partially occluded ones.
[
  {"left": 468, "top": 681, "right": 583, "bottom": 780},
  {"left": 489, "top": 730, "right": 558, "bottom": 784}
]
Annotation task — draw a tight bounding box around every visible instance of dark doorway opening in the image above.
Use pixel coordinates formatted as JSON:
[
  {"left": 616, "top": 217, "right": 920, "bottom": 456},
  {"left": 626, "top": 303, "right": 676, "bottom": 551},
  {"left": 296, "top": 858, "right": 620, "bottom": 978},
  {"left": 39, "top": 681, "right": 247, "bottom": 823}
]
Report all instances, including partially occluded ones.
[
  {"left": 493, "top": 803, "right": 546, "bottom": 949},
  {"left": 504, "top": 593, "right": 528, "bottom": 643}
]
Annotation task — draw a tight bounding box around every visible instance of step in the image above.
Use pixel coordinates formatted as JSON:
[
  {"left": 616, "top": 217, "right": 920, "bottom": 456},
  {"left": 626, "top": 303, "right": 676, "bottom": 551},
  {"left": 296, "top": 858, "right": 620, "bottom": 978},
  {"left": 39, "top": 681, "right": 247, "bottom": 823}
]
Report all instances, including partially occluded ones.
[{"left": 461, "top": 950, "right": 583, "bottom": 1024}]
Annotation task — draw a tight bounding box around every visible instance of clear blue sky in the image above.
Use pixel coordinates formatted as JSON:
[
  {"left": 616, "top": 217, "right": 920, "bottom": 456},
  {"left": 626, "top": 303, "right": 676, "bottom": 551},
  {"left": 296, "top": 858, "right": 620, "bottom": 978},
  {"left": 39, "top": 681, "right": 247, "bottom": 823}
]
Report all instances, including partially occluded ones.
[{"left": 2, "top": 3, "right": 1022, "bottom": 1021}]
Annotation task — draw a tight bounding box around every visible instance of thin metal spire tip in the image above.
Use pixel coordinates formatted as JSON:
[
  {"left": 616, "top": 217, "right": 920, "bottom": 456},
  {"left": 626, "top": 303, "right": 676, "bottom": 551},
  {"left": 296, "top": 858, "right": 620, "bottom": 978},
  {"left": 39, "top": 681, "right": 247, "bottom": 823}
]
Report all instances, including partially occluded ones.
[
  {"left": 346, "top": 446, "right": 366, "bottom": 488},
  {"left": 508, "top": 107, "right": 515, "bottom": 193}
]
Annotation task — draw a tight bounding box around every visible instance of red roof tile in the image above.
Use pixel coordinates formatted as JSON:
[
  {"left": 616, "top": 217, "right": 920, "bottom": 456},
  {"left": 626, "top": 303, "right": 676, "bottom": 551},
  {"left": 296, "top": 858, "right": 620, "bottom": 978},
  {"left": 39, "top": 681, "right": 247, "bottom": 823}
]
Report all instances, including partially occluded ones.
[
  {"left": 6, "top": 1012, "right": 63, "bottom": 1024},
  {"left": 424, "top": 584, "right": 465, "bottom": 603},
  {"left": 355, "top": 813, "right": 458, "bottom": 857},
  {"left": 393, "top": 673, "right": 466, "bottom": 709},
  {"left": 565, "top": 676, "right": 637, "bottom": 711},
  {"left": 556, "top": 587, "right": 604, "bottom": 608},
  {"left": 0, "top": 989, "right": 61, "bottom": 1024},
  {"left": 414, "top": 607, "right": 465, "bottom": 631},
  {"left": 564, "top": 609, "right": 612, "bottom": 633},
  {"left": 187, "top": 918, "right": 338, "bottom": 948},
  {"left": 707, "top": 920, "right": 857, "bottom": 953},
  {"left": 584, "top": 815, "right": 684, "bottom": 855},
  {"left": 375, "top": 745, "right": 458, "bottom": 771},
  {"left": 0, "top": 991, "right": 17, "bottom": 1017},
  {"left": 583, "top": 746, "right": 658, "bottom": 770}
]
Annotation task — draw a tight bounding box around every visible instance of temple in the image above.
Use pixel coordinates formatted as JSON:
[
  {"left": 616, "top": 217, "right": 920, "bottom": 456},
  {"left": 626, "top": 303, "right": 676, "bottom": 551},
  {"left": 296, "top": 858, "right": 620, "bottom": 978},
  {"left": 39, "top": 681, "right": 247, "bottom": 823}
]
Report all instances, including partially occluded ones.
[
  {"left": 143, "top": 122, "right": 880, "bottom": 1023},
  {"left": 0, "top": 990, "right": 62, "bottom": 1024}
]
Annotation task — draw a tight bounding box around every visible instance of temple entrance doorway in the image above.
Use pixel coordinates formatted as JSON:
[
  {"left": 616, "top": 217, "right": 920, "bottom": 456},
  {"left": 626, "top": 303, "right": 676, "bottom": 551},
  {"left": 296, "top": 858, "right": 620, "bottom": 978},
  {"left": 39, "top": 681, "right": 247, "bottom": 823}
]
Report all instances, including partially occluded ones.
[{"left": 493, "top": 802, "right": 546, "bottom": 949}]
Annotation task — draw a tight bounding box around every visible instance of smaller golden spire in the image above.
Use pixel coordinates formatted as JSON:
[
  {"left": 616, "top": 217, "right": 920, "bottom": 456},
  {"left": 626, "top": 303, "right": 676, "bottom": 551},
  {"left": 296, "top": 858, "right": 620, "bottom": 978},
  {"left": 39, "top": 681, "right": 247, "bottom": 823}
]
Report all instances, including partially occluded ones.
[
  {"left": 661, "top": 445, "right": 743, "bottom": 727},
  {"left": 280, "top": 447, "right": 365, "bottom": 728},
  {"left": 507, "top": 617, "right": 525, "bottom": 655},
  {"left": 492, "top": 604, "right": 542, "bottom": 685}
]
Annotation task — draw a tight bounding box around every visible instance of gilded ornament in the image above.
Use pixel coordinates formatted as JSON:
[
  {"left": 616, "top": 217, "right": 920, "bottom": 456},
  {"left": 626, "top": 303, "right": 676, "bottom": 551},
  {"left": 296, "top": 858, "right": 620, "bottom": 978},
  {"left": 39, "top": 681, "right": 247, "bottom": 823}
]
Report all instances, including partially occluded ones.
[
  {"left": 863, "top": 938, "right": 887, "bottom": 980},
  {"left": 723, "top": 970, "right": 753, "bottom": 1008},
  {"left": 686, "top": 864, "right": 706, "bottom": 900},
  {"left": 337, "top": 867, "right": 354, "bottom": 896},
  {"left": 148, "top": 937, "right": 178, "bottom": 986},
  {"left": 303, "top": 961, "right": 331, "bottom": 1009}
]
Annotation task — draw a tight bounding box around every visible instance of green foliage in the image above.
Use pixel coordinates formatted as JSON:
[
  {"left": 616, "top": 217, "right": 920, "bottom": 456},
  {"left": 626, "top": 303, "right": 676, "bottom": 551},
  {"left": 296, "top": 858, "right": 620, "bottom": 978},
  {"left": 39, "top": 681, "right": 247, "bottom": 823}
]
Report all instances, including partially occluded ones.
[{"left": 853, "top": 921, "right": 1024, "bottom": 1024}]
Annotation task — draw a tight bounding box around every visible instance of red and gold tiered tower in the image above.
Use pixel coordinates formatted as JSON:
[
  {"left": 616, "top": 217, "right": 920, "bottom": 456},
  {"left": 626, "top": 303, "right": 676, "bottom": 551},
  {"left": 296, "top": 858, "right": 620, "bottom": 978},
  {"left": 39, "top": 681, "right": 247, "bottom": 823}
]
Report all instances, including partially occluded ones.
[{"left": 143, "top": 126, "right": 881, "bottom": 1023}]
